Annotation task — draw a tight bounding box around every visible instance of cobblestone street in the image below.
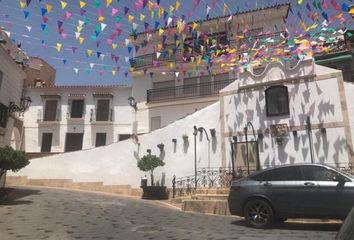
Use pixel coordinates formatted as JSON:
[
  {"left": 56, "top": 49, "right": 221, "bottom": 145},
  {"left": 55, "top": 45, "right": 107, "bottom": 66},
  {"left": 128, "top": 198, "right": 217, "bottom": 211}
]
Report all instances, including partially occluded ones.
[{"left": 0, "top": 187, "right": 340, "bottom": 240}]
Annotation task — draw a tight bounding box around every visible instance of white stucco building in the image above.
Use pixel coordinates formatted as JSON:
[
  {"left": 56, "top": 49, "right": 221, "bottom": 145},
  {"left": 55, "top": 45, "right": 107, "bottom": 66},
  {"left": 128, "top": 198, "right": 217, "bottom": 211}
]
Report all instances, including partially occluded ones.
[
  {"left": 0, "top": 28, "right": 27, "bottom": 186},
  {"left": 9, "top": 59, "right": 354, "bottom": 188},
  {"left": 23, "top": 85, "right": 133, "bottom": 156},
  {"left": 130, "top": 4, "right": 289, "bottom": 133}
]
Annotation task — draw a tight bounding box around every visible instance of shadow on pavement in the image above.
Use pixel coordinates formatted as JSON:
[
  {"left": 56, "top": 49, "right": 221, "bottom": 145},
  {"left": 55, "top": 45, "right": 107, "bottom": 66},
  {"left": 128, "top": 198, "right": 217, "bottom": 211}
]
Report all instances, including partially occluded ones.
[
  {"left": 0, "top": 188, "right": 41, "bottom": 206},
  {"left": 231, "top": 219, "right": 342, "bottom": 231}
]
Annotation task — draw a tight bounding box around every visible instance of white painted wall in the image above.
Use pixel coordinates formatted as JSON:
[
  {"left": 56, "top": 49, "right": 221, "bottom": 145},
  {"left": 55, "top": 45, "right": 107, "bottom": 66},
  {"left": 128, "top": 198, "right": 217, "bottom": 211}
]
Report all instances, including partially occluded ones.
[
  {"left": 23, "top": 86, "right": 133, "bottom": 152},
  {"left": 10, "top": 102, "right": 221, "bottom": 187},
  {"left": 0, "top": 44, "right": 26, "bottom": 148},
  {"left": 222, "top": 60, "right": 350, "bottom": 169}
]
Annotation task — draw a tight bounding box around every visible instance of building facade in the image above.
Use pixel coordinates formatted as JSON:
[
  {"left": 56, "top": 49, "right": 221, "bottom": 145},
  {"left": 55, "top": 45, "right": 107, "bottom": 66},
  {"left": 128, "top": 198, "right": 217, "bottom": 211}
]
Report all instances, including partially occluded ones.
[
  {"left": 23, "top": 85, "right": 133, "bottom": 157},
  {"left": 220, "top": 58, "right": 354, "bottom": 172},
  {"left": 0, "top": 28, "right": 27, "bottom": 186},
  {"left": 130, "top": 4, "right": 290, "bottom": 134}
]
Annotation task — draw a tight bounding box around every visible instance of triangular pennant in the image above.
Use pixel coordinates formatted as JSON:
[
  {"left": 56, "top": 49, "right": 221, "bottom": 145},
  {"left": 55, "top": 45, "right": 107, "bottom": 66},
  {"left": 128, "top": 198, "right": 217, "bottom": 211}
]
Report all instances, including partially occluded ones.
[
  {"left": 112, "top": 8, "right": 118, "bottom": 16},
  {"left": 23, "top": 10, "right": 29, "bottom": 19},
  {"left": 41, "top": 8, "right": 47, "bottom": 16},
  {"left": 60, "top": 1, "right": 67, "bottom": 9},
  {"left": 46, "top": 4, "right": 53, "bottom": 13}
]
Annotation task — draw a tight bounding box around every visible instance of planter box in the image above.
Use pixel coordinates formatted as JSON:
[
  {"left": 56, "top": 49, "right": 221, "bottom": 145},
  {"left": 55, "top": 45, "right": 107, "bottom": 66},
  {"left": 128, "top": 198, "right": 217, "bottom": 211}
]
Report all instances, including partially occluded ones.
[{"left": 142, "top": 186, "right": 169, "bottom": 200}]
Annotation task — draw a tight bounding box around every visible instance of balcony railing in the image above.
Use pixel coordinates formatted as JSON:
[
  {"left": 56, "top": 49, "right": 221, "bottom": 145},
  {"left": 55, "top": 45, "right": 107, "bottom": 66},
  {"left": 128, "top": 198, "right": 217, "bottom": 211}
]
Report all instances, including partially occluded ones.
[
  {"left": 146, "top": 79, "right": 233, "bottom": 103},
  {"left": 37, "top": 109, "right": 61, "bottom": 122},
  {"left": 66, "top": 108, "right": 86, "bottom": 120},
  {"left": 90, "top": 108, "right": 114, "bottom": 122}
]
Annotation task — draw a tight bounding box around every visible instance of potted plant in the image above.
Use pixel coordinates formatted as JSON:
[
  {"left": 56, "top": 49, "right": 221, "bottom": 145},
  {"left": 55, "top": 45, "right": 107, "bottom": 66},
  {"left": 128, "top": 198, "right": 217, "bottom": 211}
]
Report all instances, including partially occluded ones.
[{"left": 137, "top": 154, "right": 168, "bottom": 200}]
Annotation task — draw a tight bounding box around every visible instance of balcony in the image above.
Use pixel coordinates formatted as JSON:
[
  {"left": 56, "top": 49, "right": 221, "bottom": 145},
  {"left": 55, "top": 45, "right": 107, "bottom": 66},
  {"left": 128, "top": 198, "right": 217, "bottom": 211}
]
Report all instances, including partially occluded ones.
[
  {"left": 147, "top": 79, "right": 233, "bottom": 103},
  {"left": 90, "top": 108, "right": 114, "bottom": 122},
  {"left": 37, "top": 109, "right": 61, "bottom": 123}
]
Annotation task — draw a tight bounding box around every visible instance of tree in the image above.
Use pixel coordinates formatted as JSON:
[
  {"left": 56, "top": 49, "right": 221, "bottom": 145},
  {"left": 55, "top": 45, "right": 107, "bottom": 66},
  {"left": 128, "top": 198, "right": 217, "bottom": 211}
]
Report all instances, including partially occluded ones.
[
  {"left": 0, "top": 146, "right": 29, "bottom": 184},
  {"left": 137, "top": 154, "right": 164, "bottom": 186}
]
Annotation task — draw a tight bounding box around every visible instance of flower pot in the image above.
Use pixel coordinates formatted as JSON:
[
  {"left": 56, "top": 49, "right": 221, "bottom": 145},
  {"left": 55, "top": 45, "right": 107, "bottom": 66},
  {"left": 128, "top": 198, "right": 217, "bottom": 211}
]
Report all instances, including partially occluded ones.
[{"left": 142, "top": 186, "right": 168, "bottom": 200}]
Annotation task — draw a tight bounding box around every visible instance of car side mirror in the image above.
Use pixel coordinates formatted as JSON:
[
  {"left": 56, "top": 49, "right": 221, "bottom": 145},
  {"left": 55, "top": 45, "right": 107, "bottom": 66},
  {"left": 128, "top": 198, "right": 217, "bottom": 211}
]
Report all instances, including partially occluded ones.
[{"left": 333, "top": 174, "right": 346, "bottom": 184}]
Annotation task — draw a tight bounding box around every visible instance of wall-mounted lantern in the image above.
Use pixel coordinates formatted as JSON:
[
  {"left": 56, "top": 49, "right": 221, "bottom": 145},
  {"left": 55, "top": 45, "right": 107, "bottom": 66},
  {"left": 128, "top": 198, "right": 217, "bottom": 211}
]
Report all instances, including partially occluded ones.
[
  {"left": 292, "top": 130, "right": 298, "bottom": 137},
  {"left": 9, "top": 96, "right": 32, "bottom": 114},
  {"left": 257, "top": 132, "right": 264, "bottom": 140},
  {"left": 157, "top": 143, "right": 164, "bottom": 152},
  {"left": 146, "top": 149, "right": 151, "bottom": 154},
  {"left": 172, "top": 138, "right": 177, "bottom": 144},
  {"left": 321, "top": 128, "right": 326, "bottom": 134},
  {"left": 209, "top": 128, "right": 216, "bottom": 138},
  {"left": 128, "top": 96, "right": 137, "bottom": 112}
]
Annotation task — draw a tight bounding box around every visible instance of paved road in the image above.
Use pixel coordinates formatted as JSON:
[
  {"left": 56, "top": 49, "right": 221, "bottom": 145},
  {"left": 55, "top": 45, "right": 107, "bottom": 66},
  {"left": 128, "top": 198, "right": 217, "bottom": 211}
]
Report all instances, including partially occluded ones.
[{"left": 0, "top": 187, "right": 340, "bottom": 240}]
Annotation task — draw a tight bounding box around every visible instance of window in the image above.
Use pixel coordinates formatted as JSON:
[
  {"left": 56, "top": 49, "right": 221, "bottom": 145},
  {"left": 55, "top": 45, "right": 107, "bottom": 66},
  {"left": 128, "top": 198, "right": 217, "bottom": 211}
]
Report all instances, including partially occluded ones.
[
  {"left": 300, "top": 166, "right": 338, "bottom": 181},
  {"left": 251, "top": 166, "right": 302, "bottom": 181},
  {"left": 41, "top": 133, "right": 53, "bottom": 152},
  {"left": 95, "top": 133, "right": 106, "bottom": 147},
  {"left": 153, "top": 80, "right": 174, "bottom": 90},
  {"left": 44, "top": 100, "right": 58, "bottom": 121},
  {"left": 0, "top": 103, "right": 8, "bottom": 128},
  {"left": 118, "top": 134, "right": 131, "bottom": 141},
  {"left": 150, "top": 116, "right": 161, "bottom": 131},
  {"left": 70, "top": 99, "right": 84, "bottom": 118},
  {"left": 265, "top": 86, "right": 289, "bottom": 117},
  {"left": 96, "top": 99, "right": 110, "bottom": 121},
  {"left": 65, "top": 133, "right": 83, "bottom": 152}
]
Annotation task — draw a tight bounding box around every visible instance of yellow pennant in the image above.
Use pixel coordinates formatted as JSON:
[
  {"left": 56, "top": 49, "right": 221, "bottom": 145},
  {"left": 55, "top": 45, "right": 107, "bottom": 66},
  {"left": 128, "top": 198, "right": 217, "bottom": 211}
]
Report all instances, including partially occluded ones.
[
  {"left": 46, "top": 4, "right": 53, "bottom": 13},
  {"left": 128, "top": 15, "right": 134, "bottom": 23},
  {"left": 79, "top": 37, "right": 85, "bottom": 44},
  {"left": 112, "top": 70, "right": 116, "bottom": 76},
  {"left": 169, "top": 5, "right": 174, "bottom": 13},
  {"left": 56, "top": 43, "right": 62, "bottom": 52},
  {"left": 158, "top": 28, "right": 164, "bottom": 36},
  {"left": 106, "top": 0, "right": 112, "bottom": 7},
  {"left": 77, "top": 26, "right": 83, "bottom": 33},
  {"left": 19, "top": 1, "right": 26, "bottom": 9},
  {"left": 140, "top": 14, "right": 145, "bottom": 22},
  {"left": 192, "top": 22, "right": 198, "bottom": 31},
  {"left": 79, "top": 1, "right": 86, "bottom": 8},
  {"left": 223, "top": 3, "right": 228, "bottom": 14},
  {"left": 98, "top": 16, "right": 105, "bottom": 22},
  {"left": 176, "top": 0, "right": 180, "bottom": 10},
  {"left": 86, "top": 49, "right": 93, "bottom": 56},
  {"left": 148, "top": 1, "right": 154, "bottom": 10},
  {"left": 60, "top": 1, "right": 67, "bottom": 9},
  {"left": 158, "top": 7, "right": 164, "bottom": 17},
  {"left": 112, "top": 43, "right": 118, "bottom": 49}
]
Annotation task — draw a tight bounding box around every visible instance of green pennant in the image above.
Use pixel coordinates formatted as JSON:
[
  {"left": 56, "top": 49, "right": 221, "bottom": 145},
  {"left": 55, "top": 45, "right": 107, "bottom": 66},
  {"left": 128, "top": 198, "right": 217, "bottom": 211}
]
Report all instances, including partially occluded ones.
[
  {"left": 116, "top": 16, "right": 121, "bottom": 23},
  {"left": 94, "top": 0, "right": 100, "bottom": 9}
]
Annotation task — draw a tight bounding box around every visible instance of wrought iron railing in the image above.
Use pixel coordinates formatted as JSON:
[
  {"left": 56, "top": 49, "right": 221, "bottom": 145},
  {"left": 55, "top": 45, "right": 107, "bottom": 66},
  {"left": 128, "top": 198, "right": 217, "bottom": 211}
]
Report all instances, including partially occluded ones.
[
  {"left": 172, "top": 167, "right": 234, "bottom": 197},
  {"left": 147, "top": 79, "right": 232, "bottom": 103}
]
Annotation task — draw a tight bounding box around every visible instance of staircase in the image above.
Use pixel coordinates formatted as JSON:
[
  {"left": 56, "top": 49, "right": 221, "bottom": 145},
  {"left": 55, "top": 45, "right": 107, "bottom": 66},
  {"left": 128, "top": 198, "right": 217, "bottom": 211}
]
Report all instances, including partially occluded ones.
[
  {"left": 6, "top": 176, "right": 142, "bottom": 197},
  {"left": 180, "top": 188, "right": 230, "bottom": 215}
]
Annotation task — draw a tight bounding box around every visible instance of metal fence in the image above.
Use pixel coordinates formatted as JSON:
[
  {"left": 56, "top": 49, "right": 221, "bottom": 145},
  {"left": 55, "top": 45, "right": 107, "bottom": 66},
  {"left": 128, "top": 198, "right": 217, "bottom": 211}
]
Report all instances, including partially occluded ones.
[{"left": 172, "top": 167, "right": 235, "bottom": 198}]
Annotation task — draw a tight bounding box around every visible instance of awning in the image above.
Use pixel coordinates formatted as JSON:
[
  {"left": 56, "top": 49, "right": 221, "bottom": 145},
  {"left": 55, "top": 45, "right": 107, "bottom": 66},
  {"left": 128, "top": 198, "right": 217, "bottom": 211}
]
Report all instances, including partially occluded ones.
[{"left": 315, "top": 54, "right": 353, "bottom": 65}]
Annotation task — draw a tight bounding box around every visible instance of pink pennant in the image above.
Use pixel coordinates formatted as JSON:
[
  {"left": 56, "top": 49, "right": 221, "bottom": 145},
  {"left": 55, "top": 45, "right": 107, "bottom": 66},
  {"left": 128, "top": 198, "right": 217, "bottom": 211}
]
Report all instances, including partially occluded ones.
[
  {"left": 111, "top": 8, "right": 118, "bottom": 16},
  {"left": 61, "top": 32, "right": 67, "bottom": 39},
  {"left": 322, "top": 0, "right": 329, "bottom": 9},
  {"left": 42, "top": 16, "right": 49, "bottom": 23},
  {"left": 98, "top": 8, "right": 103, "bottom": 16},
  {"left": 107, "top": 38, "right": 113, "bottom": 45}
]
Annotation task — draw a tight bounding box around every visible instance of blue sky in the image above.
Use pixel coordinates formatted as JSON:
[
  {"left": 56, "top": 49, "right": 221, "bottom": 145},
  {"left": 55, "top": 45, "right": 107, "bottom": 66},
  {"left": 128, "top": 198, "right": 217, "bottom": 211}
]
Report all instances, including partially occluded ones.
[{"left": 0, "top": 0, "right": 352, "bottom": 86}]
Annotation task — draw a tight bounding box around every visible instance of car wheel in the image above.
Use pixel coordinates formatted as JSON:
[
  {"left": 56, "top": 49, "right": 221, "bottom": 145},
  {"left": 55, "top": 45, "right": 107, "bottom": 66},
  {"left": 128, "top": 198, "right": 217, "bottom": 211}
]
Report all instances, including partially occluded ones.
[{"left": 244, "top": 199, "right": 274, "bottom": 228}]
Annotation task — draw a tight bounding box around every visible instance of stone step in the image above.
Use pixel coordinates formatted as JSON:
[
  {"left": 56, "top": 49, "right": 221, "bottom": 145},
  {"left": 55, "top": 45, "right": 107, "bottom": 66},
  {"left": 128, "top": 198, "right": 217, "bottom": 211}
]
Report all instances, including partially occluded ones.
[
  {"left": 182, "top": 199, "right": 230, "bottom": 215},
  {"left": 195, "top": 188, "right": 230, "bottom": 195},
  {"left": 6, "top": 176, "right": 142, "bottom": 197},
  {"left": 191, "top": 194, "right": 229, "bottom": 200}
]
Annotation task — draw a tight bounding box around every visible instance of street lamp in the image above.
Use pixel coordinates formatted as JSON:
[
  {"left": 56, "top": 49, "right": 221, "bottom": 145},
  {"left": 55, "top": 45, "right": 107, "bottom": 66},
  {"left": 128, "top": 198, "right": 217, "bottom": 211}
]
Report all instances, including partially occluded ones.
[
  {"left": 230, "top": 136, "right": 237, "bottom": 179},
  {"left": 244, "top": 121, "right": 258, "bottom": 175},
  {"left": 193, "top": 125, "right": 210, "bottom": 189}
]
